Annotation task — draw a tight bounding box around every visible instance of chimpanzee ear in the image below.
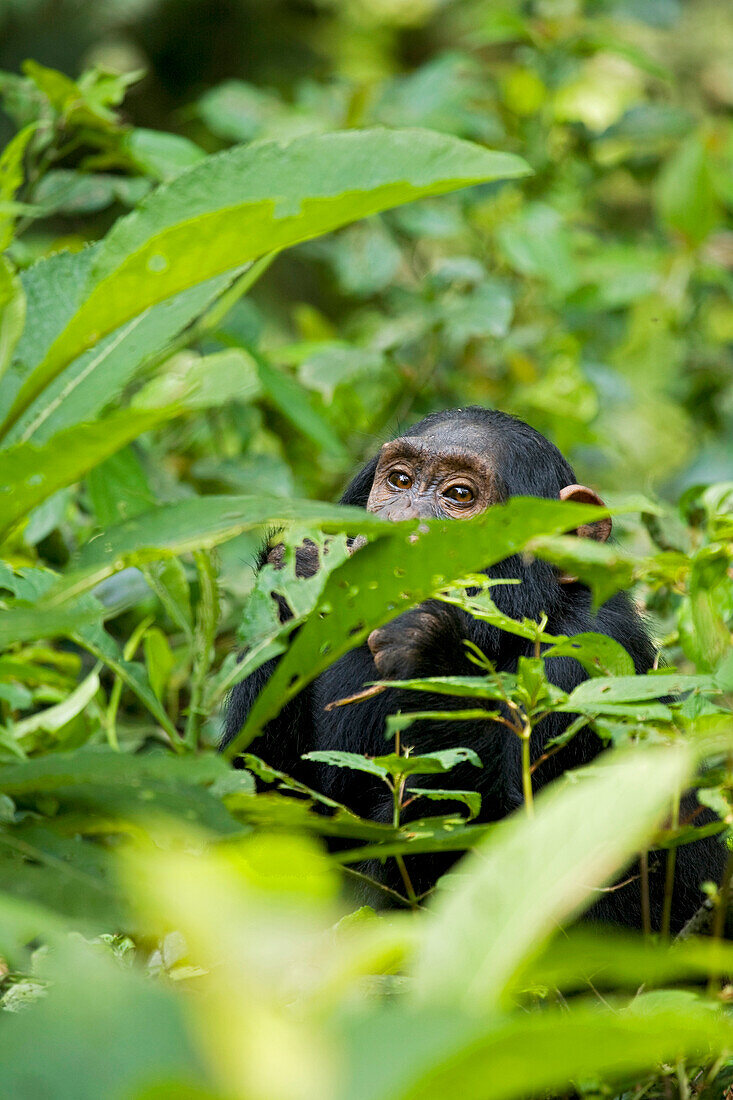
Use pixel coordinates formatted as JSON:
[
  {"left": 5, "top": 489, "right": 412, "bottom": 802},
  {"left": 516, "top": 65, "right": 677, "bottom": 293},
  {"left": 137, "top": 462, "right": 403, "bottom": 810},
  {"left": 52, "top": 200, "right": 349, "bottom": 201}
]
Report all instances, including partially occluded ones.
[{"left": 558, "top": 484, "right": 612, "bottom": 542}]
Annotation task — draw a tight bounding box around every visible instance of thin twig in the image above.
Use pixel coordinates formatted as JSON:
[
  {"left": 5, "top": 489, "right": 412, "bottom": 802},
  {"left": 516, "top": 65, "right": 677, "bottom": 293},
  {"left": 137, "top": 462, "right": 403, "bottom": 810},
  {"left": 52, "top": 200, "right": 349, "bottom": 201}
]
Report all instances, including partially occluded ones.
[
  {"left": 395, "top": 854, "right": 419, "bottom": 910},
  {"left": 661, "top": 789, "right": 681, "bottom": 940},
  {"left": 324, "top": 684, "right": 386, "bottom": 710},
  {"left": 640, "top": 850, "right": 652, "bottom": 936},
  {"left": 341, "top": 866, "right": 412, "bottom": 908},
  {"left": 530, "top": 742, "right": 564, "bottom": 775},
  {"left": 521, "top": 733, "right": 534, "bottom": 817},
  {"left": 708, "top": 849, "right": 733, "bottom": 994}
]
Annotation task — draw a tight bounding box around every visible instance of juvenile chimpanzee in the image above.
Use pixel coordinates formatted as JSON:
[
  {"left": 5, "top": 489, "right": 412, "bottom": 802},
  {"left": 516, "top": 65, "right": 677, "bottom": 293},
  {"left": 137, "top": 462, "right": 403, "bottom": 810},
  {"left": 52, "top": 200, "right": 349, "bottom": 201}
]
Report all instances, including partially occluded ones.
[{"left": 224, "top": 407, "right": 724, "bottom": 928}]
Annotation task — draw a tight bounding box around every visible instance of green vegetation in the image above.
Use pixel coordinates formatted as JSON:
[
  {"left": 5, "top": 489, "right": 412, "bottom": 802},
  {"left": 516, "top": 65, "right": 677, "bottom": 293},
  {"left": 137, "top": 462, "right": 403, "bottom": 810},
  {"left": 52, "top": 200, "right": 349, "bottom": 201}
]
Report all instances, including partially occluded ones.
[{"left": 0, "top": 2, "right": 731, "bottom": 1097}]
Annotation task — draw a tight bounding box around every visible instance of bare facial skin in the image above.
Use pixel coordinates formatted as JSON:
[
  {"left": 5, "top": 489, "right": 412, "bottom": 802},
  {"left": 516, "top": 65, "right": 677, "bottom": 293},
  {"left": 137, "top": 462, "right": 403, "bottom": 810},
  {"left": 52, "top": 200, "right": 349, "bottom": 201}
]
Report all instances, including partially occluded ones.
[
  {"left": 366, "top": 423, "right": 611, "bottom": 541},
  {"left": 367, "top": 435, "right": 499, "bottom": 521}
]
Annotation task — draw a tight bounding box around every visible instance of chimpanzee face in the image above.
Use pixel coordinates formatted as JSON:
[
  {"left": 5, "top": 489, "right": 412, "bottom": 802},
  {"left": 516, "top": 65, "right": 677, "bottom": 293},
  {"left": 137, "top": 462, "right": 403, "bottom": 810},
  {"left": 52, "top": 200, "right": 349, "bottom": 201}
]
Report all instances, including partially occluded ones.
[
  {"left": 367, "top": 426, "right": 499, "bottom": 521},
  {"left": 366, "top": 418, "right": 611, "bottom": 541}
]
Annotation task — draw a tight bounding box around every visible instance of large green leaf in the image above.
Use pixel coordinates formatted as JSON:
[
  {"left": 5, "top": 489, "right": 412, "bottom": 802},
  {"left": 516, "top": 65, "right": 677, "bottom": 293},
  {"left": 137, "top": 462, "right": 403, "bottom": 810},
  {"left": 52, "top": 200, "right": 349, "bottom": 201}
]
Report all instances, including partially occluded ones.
[
  {"left": 0, "top": 826, "right": 124, "bottom": 930},
  {"left": 0, "top": 602, "right": 102, "bottom": 648},
  {"left": 410, "top": 744, "right": 691, "bottom": 1009},
  {"left": 49, "top": 495, "right": 390, "bottom": 599},
  {"left": 0, "top": 129, "right": 529, "bottom": 437},
  {"left": 0, "top": 938, "right": 206, "bottom": 1099},
  {"left": 562, "top": 670, "right": 721, "bottom": 707},
  {"left": 0, "top": 257, "right": 25, "bottom": 384},
  {"left": 6, "top": 269, "right": 236, "bottom": 445},
  {"left": 0, "top": 746, "right": 241, "bottom": 833},
  {"left": 0, "top": 407, "right": 172, "bottom": 537},
  {"left": 229, "top": 497, "right": 616, "bottom": 755},
  {"left": 341, "top": 996, "right": 733, "bottom": 1100},
  {"left": 514, "top": 925, "right": 733, "bottom": 994},
  {"left": 4, "top": 246, "right": 98, "bottom": 398}
]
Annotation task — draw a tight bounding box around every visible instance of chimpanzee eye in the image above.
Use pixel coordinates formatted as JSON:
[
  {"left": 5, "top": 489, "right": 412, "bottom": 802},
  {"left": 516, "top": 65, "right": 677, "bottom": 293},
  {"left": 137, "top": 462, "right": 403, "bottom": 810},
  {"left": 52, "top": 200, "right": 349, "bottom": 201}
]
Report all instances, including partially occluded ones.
[
  {"left": 443, "top": 484, "right": 474, "bottom": 506},
  {"left": 387, "top": 469, "right": 413, "bottom": 491}
]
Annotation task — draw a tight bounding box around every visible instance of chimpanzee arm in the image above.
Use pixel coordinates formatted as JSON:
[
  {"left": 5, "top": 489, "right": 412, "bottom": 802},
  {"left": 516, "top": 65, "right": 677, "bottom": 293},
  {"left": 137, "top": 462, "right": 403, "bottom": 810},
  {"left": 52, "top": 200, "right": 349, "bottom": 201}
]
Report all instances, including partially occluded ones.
[{"left": 222, "top": 655, "right": 316, "bottom": 776}]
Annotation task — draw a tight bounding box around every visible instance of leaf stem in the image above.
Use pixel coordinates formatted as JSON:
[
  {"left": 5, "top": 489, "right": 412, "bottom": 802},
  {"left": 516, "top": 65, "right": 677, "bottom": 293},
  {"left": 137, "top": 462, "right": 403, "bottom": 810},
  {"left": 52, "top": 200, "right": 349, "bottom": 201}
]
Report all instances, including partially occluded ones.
[
  {"left": 183, "top": 550, "right": 218, "bottom": 750},
  {"left": 707, "top": 848, "right": 733, "bottom": 994},
  {"left": 521, "top": 732, "right": 534, "bottom": 817},
  {"left": 661, "top": 789, "right": 681, "bottom": 939},
  {"left": 395, "top": 854, "right": 419, "bottom": 909},
  {"left": 342, "top": 866, "right": 413, "bottom": 908},
  {"left": 640, "top": 850, "right": 651, "bottom": 936}
]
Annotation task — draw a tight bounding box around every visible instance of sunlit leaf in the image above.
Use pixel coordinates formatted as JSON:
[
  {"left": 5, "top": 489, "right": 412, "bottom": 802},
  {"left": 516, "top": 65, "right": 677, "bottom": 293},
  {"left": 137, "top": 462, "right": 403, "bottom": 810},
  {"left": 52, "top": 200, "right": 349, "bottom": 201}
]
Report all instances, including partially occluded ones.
[{"left": 410, "top": 744, "right": 691, "bottom": 1008}]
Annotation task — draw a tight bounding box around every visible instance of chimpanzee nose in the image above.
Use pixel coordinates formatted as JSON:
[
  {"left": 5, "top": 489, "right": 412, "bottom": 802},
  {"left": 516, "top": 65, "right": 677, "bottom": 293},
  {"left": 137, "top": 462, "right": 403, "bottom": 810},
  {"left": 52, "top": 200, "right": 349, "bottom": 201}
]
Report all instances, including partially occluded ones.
[{"left": 383, "top": 497, "right": 417, "bottom": 522}]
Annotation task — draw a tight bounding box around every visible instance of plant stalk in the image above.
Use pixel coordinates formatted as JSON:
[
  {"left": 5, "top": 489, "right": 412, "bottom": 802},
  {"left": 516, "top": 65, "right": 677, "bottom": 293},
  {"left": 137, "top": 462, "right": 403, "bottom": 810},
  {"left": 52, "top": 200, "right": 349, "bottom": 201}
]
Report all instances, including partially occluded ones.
[
  {"left": 521, "top": 732, "right": 534, "bottom": 817},
  {"left": 661, "top": 790, "right": 681, "bottom": 939},
  {"left": 640, "top": 850, "right": 651, "bottom": 936}
]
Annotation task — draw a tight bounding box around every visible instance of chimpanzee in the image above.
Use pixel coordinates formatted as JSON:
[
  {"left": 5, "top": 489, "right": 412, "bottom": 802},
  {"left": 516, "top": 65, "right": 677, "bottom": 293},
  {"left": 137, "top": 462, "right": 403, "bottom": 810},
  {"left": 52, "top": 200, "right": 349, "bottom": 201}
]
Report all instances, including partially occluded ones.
[{"left": 223, "top": 407, "right": 724, "bottom": 929}]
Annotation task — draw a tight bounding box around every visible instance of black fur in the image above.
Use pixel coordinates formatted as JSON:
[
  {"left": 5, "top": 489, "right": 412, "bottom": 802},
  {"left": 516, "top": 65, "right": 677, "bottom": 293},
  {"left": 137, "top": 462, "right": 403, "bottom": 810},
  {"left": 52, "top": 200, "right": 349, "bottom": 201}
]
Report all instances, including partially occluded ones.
[{"left": 223, "top": 408, "right": 724, "bottom": 928}]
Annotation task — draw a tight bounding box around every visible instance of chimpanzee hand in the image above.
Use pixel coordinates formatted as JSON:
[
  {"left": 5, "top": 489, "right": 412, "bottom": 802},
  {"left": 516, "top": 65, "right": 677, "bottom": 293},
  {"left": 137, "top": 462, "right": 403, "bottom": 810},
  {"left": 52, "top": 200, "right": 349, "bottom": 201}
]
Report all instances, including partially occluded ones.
[{"left": 367, "top": 601, "right": 462, "bottom": 680}]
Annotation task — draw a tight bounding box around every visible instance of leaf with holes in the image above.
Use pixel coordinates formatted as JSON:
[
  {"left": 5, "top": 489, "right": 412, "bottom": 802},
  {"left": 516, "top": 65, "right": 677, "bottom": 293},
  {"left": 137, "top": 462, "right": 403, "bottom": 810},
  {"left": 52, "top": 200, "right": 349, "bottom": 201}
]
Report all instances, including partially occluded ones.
[{"left": 227, "top": 497, "right": 621, "bottom": 755}]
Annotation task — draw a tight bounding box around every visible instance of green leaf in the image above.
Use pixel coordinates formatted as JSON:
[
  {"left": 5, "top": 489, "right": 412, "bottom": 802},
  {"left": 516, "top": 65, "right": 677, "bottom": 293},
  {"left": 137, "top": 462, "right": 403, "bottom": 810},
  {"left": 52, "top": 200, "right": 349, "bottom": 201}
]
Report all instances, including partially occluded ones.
[
  {"left": 7, "top": 259, "right": 235, "bottom": 445},
  {"left": 563, "top": 671, "right": 720, "bottom": 708},
  {"left": 496, "top": 203, "right": 577, "bottom": 296},
  {"left": 0, "top": 602, "right": 102, "bottom": 649},
  {"left": 0, "top": 128, "right": 529, "bottom": 438},
  {"left": 143, "top": 626, "right": 174, "bottom": 702},
  {"left": 656, "top": 133, "right": 720, "bottom": 244},
  {"left": 332, "top": 822, "right": 493, "bottom": 863},
  {"left": 59, "top": 495, "right": 388, "bottom": 598},
  {"left": 439, "top": 279, "right": 514, "bottom": 348},
  {"left": 437, "top": 588, "right": 556, "bottom": 643},
  {"left": 342, "top": 996, "right": 733, "bottom": 1100},
  {"left": 86, "top": 445, "right": 155, "bottom": 526},
  {"left": 373, "top": 748, "right": 483, "bottom": 777},
  {"left": 11, "top": 668, "right": 100, "bottom": 742},
  {"left": 514, "top": 926, "right": 733, "bottom": 995},
  {"left": 4, "top": 246, "right": 98, "bottom": 400},
  {"left": 541, "top": 632, "right": 636, "bottom": 677},
  {"left": 34, "top": 170, "right": 141, "bottom": 216},
  {"left": 386, "top": 710, "right": 502, "bottom": 735},
  {"left": 678, "top": 549, "right": 732, "bottom": 672},
  {"left": 132, "top": 347, "right": 261, "bottom": 412},
  {"left": 529, "top": 533, "right": 635, "bottom": 607},
  {"left": 408, "top": 788, "right": 482, "bottom": 820},
  {"left": 255, "top": 351, "right": 348, "bottom": 460},
  {"left": 0, "top": 122, "right": 36, "bottom": 249},
  {"left": 71, "top": 621, "right": 178, "bottom": 741},
  {"left": 0, "top": 257, "right": 25, "bottom": 382},
  {"left": 230, "top": 497, "right": 618, "bottom": 754},
  {"left": 142, "top": 558, "right": 192, "bottom": 637},
  {"left": 302, "top": 750, "right": 391, "bottom": 780},
  {"left": 297, "top": 344, "right": 386, "bottom": 403},
  {"left": 0, "top": 829, "right": 125, "bottom": 930},
  {"left": 410, "top": 743, "right": 691, "bottom": 1009},
  {"left": 123, "top": 127, "right": 207, "bottom": 182},
  {"left": 0, "top": 746, "right": 240, "bottom": 834},
  {"left": 0, "top": 938, "right": 205, "bottom": 1099},
  {"left": 0, "top": 407, "right": 174, "bottom": 538}
]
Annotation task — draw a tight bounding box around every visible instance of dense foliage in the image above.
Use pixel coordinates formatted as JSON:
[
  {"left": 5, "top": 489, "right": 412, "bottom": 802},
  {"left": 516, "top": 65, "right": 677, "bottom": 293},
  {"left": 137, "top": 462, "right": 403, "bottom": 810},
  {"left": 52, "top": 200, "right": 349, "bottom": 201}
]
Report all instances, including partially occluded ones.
[{"left": 0, "top": 1, "right": 731, "bottom": 1097}]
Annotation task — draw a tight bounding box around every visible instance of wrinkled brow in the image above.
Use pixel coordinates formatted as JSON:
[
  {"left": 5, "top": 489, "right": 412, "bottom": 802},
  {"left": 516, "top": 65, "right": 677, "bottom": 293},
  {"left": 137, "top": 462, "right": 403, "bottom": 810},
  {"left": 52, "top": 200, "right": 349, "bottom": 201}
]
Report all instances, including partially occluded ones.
[
  {"left": 379, "top": 438, "right": 493, "bottom": 471},
  {"left": 378, "top": 439, "right": 425, "bottom": 462}
]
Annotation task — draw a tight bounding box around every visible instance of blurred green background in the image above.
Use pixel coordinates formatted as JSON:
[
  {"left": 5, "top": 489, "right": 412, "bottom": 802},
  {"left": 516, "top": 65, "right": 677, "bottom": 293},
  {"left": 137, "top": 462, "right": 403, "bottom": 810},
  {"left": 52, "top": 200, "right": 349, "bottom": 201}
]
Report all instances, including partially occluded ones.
[{"left": 2, "top": 0, "right": 731, "bottom": 515}]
